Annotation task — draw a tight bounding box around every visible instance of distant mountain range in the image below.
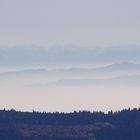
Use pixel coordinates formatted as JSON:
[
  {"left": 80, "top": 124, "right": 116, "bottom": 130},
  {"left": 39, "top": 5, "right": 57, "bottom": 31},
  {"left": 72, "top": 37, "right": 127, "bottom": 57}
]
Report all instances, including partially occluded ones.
[
  {"left": 0, "top": 62, "right": 140, "bottom": 77},
  {"left": 0, "top": 46, "right": 140, "bottom": 66},
  {"left": 47, "top": 74, "right": 140, "bottom": 87},
  {"left": 0, "top": 62, "right": 139, "bottom": 87}
]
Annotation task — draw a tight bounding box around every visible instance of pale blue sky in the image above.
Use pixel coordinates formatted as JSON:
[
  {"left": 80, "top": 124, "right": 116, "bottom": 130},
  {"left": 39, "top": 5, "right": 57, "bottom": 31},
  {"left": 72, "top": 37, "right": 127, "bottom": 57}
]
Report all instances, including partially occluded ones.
[{"left": 0, "top": 0, "right": 140, "bottom": 47}]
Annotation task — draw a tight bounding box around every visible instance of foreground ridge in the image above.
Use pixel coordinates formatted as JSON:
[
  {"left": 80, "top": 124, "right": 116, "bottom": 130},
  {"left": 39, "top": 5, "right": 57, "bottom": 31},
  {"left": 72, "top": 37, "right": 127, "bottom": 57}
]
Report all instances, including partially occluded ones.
[{"left": 0, "top": 108, "right": 140, "bottom": 140}]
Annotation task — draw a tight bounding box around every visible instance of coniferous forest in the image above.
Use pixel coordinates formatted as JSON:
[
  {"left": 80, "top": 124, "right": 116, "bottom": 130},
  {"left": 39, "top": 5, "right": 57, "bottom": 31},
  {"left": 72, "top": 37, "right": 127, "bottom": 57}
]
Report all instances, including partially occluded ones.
[{"left": 0, "top": 108, "right": 140, "bottom": 140}]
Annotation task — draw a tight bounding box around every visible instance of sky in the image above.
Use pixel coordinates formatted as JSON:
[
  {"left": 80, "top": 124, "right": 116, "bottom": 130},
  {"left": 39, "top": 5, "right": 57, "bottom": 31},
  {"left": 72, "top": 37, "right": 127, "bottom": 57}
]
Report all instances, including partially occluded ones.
[
  {"left": 0, "top": 0, "right": 140, "bottom": 112},
  {"left": 0, "top": 0, "right": 140, "bottom": 47}
]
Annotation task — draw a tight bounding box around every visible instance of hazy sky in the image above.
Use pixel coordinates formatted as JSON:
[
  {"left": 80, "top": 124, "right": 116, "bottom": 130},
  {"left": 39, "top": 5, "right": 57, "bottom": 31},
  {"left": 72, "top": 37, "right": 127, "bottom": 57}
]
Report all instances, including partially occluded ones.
[
  {"left": 0, "top": 0, "right": 140, "bottom": 47},
  {"left": 0, "top": 0, "right": 140, "bottom": 112}
]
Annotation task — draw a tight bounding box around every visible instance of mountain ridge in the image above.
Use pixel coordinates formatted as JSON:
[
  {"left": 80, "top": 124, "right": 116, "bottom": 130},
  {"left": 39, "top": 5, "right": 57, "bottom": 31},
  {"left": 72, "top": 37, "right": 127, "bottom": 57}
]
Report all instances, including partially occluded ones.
[{"left": 0, "top": 62, "right": 140, "bottom": 76}]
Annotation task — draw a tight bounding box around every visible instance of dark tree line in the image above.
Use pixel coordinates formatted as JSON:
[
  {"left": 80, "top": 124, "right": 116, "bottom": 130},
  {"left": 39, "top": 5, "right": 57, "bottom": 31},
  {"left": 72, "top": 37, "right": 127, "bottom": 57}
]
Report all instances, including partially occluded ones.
[{"left": 0, "top": 108, "right": 140, "bottom": 140}]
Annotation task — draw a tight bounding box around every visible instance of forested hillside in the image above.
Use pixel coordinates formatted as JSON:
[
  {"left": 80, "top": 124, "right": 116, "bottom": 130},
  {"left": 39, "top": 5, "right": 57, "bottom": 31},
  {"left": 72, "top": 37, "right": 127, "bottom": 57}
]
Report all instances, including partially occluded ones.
[{"left": 0, "top": 108, "right": 140, "bottom": 140}]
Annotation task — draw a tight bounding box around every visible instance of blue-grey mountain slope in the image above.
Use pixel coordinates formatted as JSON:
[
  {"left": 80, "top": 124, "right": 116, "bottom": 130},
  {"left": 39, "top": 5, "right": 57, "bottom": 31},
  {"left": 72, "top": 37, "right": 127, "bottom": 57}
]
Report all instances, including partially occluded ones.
[{"left": 0, "top": 46, "right": 140, "bottom": 66}]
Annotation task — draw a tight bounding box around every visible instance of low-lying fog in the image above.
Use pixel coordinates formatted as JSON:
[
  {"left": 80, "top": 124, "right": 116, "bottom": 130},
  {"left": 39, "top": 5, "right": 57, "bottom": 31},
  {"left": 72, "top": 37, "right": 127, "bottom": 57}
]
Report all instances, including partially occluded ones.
[{"left": 0, "top": 62, "right": 140, "bottom": 112}]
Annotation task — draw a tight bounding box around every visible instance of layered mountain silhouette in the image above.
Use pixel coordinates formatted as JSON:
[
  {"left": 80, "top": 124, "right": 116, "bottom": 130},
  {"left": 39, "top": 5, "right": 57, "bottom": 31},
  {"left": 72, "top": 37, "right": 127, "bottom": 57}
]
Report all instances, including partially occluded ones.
[
  {"left": 0, "top": 62, "right": 140, "bottom": 77},
  {"left": 0, "top": 62, "right": 140, "bottom": 87},
  {"left": 0, "top": 46, "right": 140, "bottom": 66}
]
